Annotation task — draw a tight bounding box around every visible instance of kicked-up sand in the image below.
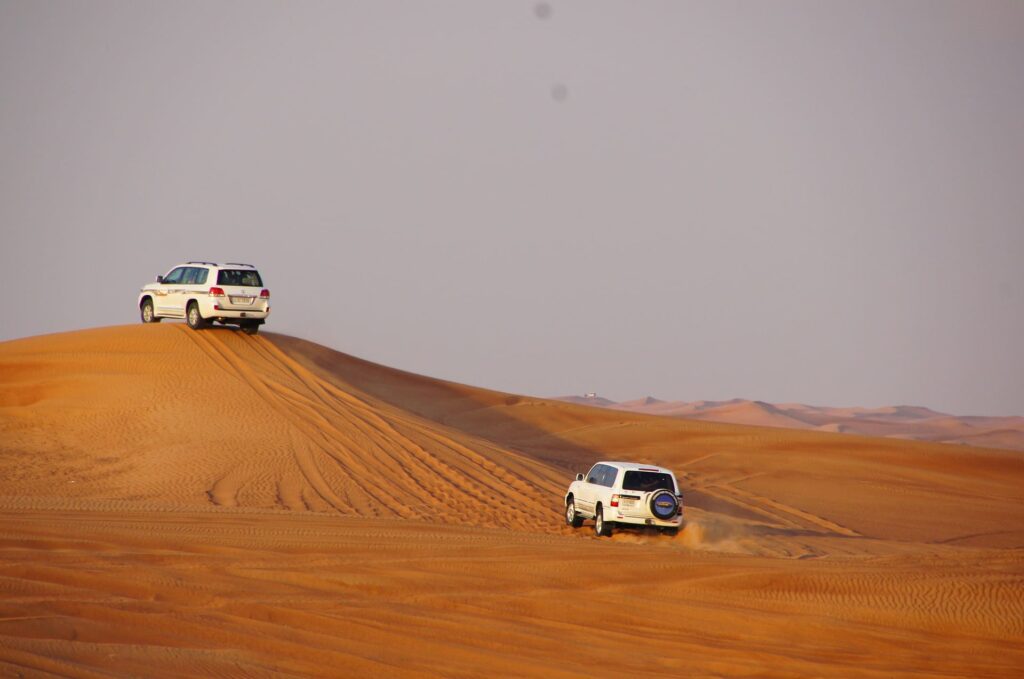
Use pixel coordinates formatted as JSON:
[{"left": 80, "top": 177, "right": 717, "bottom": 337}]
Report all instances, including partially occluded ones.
[{"left": 1, "top": 325, "right": 1022, "bottom": 677}]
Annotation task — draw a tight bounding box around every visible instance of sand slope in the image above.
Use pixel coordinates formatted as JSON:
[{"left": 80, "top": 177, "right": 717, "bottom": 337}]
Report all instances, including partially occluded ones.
[
  {"left": 0, "top": 325, "right": 563, "bottom": 529},
  {"left": 275, "top": 334, "right": 1023, "bottom": 548},
  {"left": 2, "top": 325, "right": 1023, "bottom": 677}
]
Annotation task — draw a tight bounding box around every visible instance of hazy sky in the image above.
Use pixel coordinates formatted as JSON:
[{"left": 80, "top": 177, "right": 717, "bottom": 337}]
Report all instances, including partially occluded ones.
[{"left": 2, "top": 1, "right": 1022, "bottom": 416}]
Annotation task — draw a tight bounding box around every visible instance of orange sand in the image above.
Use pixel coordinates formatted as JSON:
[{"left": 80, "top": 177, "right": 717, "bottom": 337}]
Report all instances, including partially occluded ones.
[{"left": 1, "top": 325, "right": 1022, "bottom": 677}]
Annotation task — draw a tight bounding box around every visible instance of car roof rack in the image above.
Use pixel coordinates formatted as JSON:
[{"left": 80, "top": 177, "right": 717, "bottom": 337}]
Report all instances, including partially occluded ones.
[
  {"left": 224, "top": 262, "right": 255, "bottom": 267},
  {"left": 187, "top": 261, "right": 218, "bottom": 266}
]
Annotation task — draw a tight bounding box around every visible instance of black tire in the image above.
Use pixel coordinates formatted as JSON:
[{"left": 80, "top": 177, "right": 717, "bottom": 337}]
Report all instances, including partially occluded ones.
[
  {"left": 660, "top": 527, "right": 679, "bottom": 537},
  {"left": 186, "top": 302, "right": 208, "bottom": 330},
  {"left": 241, "top": 322, "right": 259, "bottom": 335},
  {"left": 594, "top": 504, "right": 613, "bottom": 538},
  {"left": 140, "top": 299, "right": 160, "bottom": 323},
  {"left": 565, "top": 498, "right": 583, "bottom": 528}
]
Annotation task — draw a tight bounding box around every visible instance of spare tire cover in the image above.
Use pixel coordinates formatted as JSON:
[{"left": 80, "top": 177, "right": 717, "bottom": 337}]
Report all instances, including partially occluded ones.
[{"left": 650, "top": 490, "right": 678, "bottom": 519}]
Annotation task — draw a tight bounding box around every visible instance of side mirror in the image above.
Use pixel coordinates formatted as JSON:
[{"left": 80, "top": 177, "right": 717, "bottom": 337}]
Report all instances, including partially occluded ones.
[
  {"left": 576, "top": 473, "right": 584, "bottom": 482},
  {"left": 156, "top": 275, "right": 164, "bottom": 283}
]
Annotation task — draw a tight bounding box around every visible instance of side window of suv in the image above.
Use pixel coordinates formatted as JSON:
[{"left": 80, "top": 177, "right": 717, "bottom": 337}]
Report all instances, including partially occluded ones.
[
  {"left": 181, "top": 267, "right": 208, "bottom": 285},
  {"left": 589, "top": 464, "right": 612, "bottom": 487},
  {"left": 163, "top": 267, "right": 186, "bottom": 284},
  {"left": 601, "top": 466, "right": 618, "bottom": 488}
]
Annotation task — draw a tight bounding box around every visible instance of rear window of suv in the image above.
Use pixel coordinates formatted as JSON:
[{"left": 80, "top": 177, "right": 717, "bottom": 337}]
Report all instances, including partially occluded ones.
[
  {"left": 217, "top": 269, "right": 262, "bottom": 287},
  {"left": 622, "top": 471, "right": 675, "bottom": 493}
]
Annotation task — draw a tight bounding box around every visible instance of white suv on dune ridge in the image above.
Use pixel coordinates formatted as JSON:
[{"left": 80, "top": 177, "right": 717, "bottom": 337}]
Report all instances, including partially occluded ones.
[
  {"left": 138, "top": 262, "right": 270, "bottom": 335},
  {"left": 564, "top": 461, "right": 684, "bottom": 537}
]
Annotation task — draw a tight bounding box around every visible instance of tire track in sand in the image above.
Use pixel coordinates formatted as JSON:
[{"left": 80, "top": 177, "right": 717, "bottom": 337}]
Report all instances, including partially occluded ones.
[
  {"left": 180, "top": 328, "right": 375, "bottom": 516},
  {"left": 181, "top": 327, "right": 561, "bottom": 529},
  {"left": 245, "top": 333, "right": 564, "bottom": 528}
]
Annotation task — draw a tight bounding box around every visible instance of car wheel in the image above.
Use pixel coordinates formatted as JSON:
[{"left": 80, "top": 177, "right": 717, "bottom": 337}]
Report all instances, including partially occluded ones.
[
  {"left": 661, "top": 527, "right": 679, "bottom": 537},
  {"left": 186, "top": 302, "right": 207, "bottom": 330},
  {"left": 241, "top": 322, "right": 259, "bottom": 335},
  {"left": 594, "top": 504, "right": 613, "bottom": 538},
  {"left": 140, "top": 299, "right": 160, "bottom": 323},
  {"left": 565, "top": 499, "right": 583, "bottom": 528}
]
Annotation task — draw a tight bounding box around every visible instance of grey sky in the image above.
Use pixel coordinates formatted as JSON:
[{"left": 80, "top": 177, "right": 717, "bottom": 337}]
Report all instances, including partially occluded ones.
[{"left": 2, "top": 1, "right": 1022, "bottom": 416}]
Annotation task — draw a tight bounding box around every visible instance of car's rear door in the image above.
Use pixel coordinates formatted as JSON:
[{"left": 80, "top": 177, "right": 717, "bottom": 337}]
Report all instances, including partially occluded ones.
[
  {"left": 593, "top": 466, "right": 617, "bottom": 515},
  {"left": 178, "top": 267, "right": 204, "bottom": 311},
  {"left": 183, "top": 266, "right": 209, "bottom": 305}
]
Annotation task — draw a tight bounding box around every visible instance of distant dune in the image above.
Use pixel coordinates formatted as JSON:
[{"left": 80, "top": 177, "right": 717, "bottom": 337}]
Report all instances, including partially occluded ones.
[
  {"left": 2, "top": 326, "right": 1023, "bottom": 677},
  {"left": 557, "top": 395, "right": 1024, "bottom": 451},
  {"left": 556, "top": 394, "right": 617, "bottom": 407}
]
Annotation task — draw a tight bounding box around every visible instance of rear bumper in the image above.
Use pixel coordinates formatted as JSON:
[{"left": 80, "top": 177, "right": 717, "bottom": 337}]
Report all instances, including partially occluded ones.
[
  {"left": 611, "top": 512, "right": 683, "bottom": 528},
  {"left": 197, "top": 298, "right": 269, "bottom": 320},
  {"left": 208, "top": 310, "right": 268, "bottom": 321}
]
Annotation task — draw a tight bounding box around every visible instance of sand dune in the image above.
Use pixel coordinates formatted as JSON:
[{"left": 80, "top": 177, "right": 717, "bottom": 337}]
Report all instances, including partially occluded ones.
[
  {"left": 559, "top": 395, "right": 1024, "bottom": 451},
  {"left": 681, "top": 399, "right": 817, "bottom": 430},
  {"left": 0, "top": 325, "right": 563, "bottom": 528},
  {"left": 2, "top": 325, "right": 1024, "bottom": 677}
]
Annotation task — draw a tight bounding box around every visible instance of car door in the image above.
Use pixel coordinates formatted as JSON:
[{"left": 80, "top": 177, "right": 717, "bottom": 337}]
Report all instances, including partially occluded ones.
[
  {"left": 172, "top": 266, "right": 201, "bottom": 316},
  {"left": 155, "top": 266, "right": 187, "bottom": 316},
  {"left": 180, "top": 266, "right": 207, "bottom": 310},
  {"left": 577, "top": 464, "right": 602, "bottom": 516},
  {"left": 594, "top": 465, "right": 617, "bottom": 514}
]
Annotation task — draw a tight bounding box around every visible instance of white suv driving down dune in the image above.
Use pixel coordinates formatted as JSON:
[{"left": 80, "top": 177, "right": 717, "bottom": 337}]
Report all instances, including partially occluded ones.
[
  {"left": 564, "top": 461, "right": 684, "bottom": 537},
  {"left": 138, "top": 262, "right": 270, "bottom": 335}
]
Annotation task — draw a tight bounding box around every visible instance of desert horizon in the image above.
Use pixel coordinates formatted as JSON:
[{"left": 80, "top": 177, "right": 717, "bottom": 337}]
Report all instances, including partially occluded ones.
[
  {"left": 556, "top": 394, "right": 1024, "bottom": 451},
  {"left": 1, "top": 324, "right": 1022, "bottom": 677}
]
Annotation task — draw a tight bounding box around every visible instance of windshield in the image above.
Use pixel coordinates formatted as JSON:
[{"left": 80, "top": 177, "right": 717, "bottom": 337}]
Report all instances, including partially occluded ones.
[
  {"left": 217, "top": 269, "right": 263, "bottom": 287},
  {"left": 622, "top": 471, "right": 675, "bottom": 493}
]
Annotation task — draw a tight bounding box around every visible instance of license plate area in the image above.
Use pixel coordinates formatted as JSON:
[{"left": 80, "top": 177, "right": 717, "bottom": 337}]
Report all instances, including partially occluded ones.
[{"left": 230, "top": 296, "right": 254, "bottom": 305}]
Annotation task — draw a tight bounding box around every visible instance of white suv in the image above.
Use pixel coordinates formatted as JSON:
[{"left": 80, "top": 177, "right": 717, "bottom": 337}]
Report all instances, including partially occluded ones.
[
  {"left": 564, "top": 461, "right": 684, "bottom": 537},
  {"left": 138, "top": 262, "right": 270, "bottom": 335}
]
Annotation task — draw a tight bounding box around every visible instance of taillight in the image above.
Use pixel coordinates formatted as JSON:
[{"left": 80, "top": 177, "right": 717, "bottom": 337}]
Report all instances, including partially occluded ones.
[
  {"left": 208, "top": 287, "right": 225, "bottom": 297},
  {"left": 610, "top": 494, "right": 621, "bottom": 507},
  {"left": 260, "top": 289, "right": 270, "bottom": 298}
]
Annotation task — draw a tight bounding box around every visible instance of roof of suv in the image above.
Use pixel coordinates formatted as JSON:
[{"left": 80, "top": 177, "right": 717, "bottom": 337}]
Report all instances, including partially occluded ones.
[
  {"left": 182, "top": 262, "right": 258, "bottom": 269},
  {"left": 599, "top": 461, "right": 674, "bottom": 474}
]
